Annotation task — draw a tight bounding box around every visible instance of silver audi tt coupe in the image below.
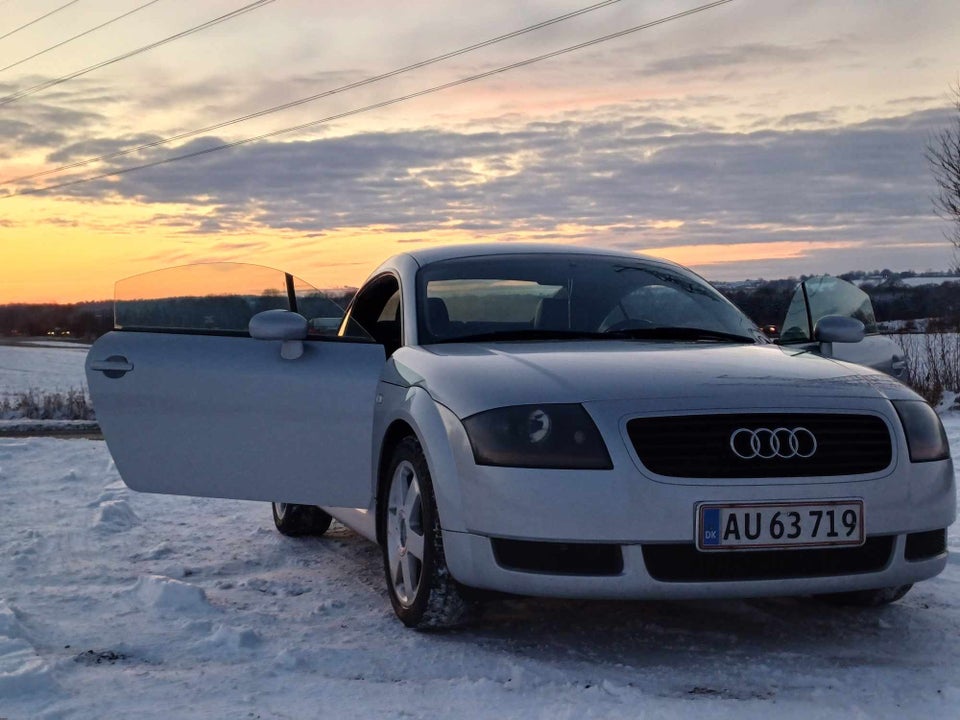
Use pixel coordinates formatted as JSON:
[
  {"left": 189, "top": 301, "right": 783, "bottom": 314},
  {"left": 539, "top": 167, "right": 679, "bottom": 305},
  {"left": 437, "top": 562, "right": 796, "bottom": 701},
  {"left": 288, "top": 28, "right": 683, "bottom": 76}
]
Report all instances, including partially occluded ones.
[{"left": 87, "top": 244, "right": 956, "bottom": 628}]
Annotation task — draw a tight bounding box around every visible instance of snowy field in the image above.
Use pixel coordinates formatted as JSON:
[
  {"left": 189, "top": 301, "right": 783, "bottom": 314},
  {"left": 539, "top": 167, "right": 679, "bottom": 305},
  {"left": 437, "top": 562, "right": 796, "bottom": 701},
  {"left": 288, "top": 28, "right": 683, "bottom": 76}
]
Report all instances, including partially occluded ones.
[
  {"left": 0, "top": 343, "right": 89, "bottom": 399},
  {"left": 0, "top": 431, "right": 958, "bottom": 718},
  {"left": 893, "top": 277, "right": 958, "bottom": 287},
  {"left": 855, "top": 277, "right": 958, "bottom": 288}
]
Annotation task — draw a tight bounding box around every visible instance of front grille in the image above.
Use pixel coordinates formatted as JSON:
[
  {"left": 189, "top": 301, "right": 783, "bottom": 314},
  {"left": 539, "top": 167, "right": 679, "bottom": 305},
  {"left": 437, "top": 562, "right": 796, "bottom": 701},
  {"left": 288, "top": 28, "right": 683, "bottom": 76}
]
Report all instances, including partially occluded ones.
[
  {"left": 905, "top": 529, "right": 948, "bottom": 561},
  {"left": 642, "top": 536, "right": 894, "bottom": 582},
  {"left": 492, "top": 538, "right": 624, "bottom": 576},
  {"left": 627, "top": 413, "right": 892, "bottom": 478}
]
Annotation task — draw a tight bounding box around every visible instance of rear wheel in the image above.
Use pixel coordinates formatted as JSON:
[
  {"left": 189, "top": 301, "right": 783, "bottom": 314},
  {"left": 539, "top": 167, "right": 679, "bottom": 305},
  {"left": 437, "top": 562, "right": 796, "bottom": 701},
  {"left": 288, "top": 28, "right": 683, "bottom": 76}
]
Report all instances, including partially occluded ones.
[
  {"left": 816, "top": 584, "right": 913, "bottom": 607},
  {"left": 380, "top": 436, "right": 476, "bottom": 629},
  {"left": 271, "top": 502, "right": 332, "bottom": 537}
]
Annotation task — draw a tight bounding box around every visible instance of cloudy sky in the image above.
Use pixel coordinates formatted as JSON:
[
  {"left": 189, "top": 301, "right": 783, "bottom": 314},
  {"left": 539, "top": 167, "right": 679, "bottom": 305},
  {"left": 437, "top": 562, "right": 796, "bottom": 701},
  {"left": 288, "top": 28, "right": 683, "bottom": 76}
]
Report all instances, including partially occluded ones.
[{"left": 0, "top": 0, "right": 957, "bottom": 302}]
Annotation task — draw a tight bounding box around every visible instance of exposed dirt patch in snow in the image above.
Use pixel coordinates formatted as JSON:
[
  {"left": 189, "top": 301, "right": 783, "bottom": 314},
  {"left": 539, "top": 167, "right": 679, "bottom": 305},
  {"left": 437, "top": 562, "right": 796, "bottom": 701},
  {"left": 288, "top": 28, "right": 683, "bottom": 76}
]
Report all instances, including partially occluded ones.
[{"left": 72, "top": 650, "right": 127, "bottom": 666}]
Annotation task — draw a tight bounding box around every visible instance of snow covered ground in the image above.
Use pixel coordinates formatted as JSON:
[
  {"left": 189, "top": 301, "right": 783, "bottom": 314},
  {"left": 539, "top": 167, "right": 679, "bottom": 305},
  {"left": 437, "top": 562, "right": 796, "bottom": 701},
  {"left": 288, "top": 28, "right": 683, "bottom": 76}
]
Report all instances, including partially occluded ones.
[
  {"left": 0, "top": 343, "right": 89, "bottom": 399},
  {"left": 1, "top": 428, "right": 958, "bottom": 719}
]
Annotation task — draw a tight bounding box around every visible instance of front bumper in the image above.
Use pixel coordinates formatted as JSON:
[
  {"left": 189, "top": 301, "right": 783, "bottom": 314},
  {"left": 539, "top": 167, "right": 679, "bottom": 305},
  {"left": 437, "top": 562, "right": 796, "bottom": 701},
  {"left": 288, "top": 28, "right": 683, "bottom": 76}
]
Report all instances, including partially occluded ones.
[
  {"left": 436, "top": 397, "right": 956, "bottom": 598},
  {"left": 443, "top": 529, "right": 949, "bottom": 599}
]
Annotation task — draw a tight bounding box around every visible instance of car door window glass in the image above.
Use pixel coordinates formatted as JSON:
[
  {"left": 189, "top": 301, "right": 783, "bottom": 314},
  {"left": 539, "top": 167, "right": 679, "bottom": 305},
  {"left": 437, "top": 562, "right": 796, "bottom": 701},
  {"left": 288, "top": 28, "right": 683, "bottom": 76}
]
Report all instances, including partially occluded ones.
[
  {"left": 780, "top": 287, "right": 812, "bottom": 343},
  {"left": 806, "top": 277, "right": 878, "bottom": 333},
  {"left": 115, "top": 264, "right": 290, "bottom": 333},
  {"left": 292, "top": 277, "right": 346, "bottom": 337},
  {"left": 781, "top": 276, "right": 878, "bottom": 344},
  {"left": 114, "top": 263, "right": 346, "bottom": 335}
]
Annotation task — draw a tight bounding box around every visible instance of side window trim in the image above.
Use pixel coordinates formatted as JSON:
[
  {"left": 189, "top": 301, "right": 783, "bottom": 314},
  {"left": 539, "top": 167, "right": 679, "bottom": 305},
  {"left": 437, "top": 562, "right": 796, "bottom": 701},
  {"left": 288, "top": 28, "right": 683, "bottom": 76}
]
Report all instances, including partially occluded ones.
[
  {"left": 285, "top": 273, "right": 298, "bottom": 314},
  {"left": 801, "top": 280, "right": 814, "bottom": 340}
]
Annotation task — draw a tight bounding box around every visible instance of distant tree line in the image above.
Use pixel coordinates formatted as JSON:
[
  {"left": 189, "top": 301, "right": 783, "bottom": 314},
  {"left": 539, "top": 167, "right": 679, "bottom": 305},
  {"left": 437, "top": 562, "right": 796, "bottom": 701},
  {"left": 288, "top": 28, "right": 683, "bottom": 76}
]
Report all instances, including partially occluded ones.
[
  {"left": 0, "top": 301, "right": 114, "bottom": 340},
  {"left": 0, "top": 292, "right": 357, "bottom": 340},
  {"left": 718, "top": 279, "right": 797, "bottom": 329},
  {"left": 864, "top": 282, "right": 960, "bottom": 329}
]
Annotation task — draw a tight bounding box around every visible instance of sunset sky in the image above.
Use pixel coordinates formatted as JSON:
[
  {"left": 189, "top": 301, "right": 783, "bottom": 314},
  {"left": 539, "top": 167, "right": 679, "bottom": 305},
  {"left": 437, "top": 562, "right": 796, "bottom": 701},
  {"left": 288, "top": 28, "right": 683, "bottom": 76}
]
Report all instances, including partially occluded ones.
[{"left": 0, "top": 0, "right": 958, "bottom": 303}]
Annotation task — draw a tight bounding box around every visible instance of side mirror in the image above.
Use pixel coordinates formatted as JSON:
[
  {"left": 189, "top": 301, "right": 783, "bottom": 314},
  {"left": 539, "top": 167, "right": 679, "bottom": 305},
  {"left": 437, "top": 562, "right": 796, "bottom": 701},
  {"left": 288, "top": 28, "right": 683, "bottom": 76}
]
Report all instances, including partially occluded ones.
[
  {"left": 249, "top": 309, "right": 308, "bottom": 360},
  {"left": 814, "top": 315, "right": 864, "bottom": 358}
]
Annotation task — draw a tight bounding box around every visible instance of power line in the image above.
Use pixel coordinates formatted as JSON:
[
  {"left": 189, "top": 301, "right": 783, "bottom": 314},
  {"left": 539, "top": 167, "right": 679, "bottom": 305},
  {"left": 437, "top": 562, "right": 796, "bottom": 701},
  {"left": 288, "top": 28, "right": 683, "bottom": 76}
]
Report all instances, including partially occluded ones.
[
  {"left": 6, "top": 0, "right": 626, "bottom": 185},
  {"left": 0, "top": 0, "right": 82, "bottom": 43},
  {"left": 5, "top": 0, "right": 734, "bottom": 199},
  {"left": 0, "top": 0, "right": 275, "bottom": 106},
  {"left": 0, "top": 0, "right": 166, "bottom": 76}
]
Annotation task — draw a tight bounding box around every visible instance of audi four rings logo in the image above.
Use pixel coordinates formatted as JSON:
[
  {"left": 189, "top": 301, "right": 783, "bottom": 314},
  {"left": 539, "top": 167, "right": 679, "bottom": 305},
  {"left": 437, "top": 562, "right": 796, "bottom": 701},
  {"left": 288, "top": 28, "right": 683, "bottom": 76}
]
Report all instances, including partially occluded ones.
[{"left": 730, "top": 427, "right": 818, "bottom": 460}]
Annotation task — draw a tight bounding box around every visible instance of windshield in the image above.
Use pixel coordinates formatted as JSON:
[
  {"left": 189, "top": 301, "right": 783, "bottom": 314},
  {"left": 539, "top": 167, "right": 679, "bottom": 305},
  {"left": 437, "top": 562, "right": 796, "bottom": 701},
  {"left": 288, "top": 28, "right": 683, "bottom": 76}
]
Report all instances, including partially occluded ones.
[{"left": 417, "top": 253, "right": 762, "bottom": 344}]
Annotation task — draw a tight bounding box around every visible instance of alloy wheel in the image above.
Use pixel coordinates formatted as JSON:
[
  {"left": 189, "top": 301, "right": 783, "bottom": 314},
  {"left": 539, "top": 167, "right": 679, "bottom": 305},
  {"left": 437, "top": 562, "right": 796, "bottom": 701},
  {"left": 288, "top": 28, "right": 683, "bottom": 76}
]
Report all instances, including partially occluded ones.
[{"left": 386, "top": 459, "right": 426, "bottom": 608}]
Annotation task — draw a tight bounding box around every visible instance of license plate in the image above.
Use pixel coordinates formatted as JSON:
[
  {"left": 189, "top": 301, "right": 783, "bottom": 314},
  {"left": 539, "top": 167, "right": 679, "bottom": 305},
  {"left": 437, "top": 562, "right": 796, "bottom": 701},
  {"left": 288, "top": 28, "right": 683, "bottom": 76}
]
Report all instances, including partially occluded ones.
[{"left": 697, "top": 500, "right": 864, "bottom": 551}]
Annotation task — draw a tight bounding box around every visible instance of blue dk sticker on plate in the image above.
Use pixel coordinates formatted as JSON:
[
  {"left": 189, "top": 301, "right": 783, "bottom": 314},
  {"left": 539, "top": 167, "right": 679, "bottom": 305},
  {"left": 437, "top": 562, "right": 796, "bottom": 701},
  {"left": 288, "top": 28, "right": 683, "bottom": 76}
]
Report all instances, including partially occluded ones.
[{"left": 701, "top": 507, "right": 721, "bottom": 546}]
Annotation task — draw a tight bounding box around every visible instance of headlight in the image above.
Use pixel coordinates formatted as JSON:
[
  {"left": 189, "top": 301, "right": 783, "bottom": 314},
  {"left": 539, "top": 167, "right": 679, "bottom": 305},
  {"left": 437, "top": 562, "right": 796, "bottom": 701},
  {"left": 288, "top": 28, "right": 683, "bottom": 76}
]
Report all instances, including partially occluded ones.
[
  {"left": 892, "top": 400, "right": 951, "bottom": 462},
  {"left": 462, "top": 404, "right": 612, "bottom": 469}
]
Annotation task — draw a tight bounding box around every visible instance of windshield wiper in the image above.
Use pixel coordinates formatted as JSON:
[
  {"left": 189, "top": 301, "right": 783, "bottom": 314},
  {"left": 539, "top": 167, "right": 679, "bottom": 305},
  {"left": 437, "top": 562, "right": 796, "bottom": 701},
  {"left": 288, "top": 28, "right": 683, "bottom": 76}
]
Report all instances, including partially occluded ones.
[
  {"left": 430, "top": 327, "right": 755, "bottom": 344},
  {"left": 431, "top": 329, "right": 607, "bottom": 344},
  {"left": 600, "top": 326, "right": 756, "bottom": 343}
]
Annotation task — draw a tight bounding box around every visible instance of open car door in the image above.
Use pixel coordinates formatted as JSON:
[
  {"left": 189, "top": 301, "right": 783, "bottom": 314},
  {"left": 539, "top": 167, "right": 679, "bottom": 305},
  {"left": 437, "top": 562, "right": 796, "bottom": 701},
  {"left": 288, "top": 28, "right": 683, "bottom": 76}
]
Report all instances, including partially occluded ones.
[
  {"left": 779, "top": 276, "right": 907, "bottom": 381},
  {"left": 86, "top": 263, "right": 384, "bottom": 509}
]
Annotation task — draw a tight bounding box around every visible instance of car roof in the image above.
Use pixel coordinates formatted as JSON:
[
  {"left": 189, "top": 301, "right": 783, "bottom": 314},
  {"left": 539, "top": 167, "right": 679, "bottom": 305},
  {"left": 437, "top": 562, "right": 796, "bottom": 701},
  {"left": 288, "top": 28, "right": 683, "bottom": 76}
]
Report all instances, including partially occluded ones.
[{"left": 400, "top": 242, "right": 680, "bottom": 268}]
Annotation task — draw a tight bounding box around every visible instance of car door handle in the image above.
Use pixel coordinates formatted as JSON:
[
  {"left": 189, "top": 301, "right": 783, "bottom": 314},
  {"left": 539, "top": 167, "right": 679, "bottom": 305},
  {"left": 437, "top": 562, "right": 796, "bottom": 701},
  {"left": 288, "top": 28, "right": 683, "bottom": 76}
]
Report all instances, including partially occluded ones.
[{"left": 90, "top": 356, "right": 134, "bottom": 378}]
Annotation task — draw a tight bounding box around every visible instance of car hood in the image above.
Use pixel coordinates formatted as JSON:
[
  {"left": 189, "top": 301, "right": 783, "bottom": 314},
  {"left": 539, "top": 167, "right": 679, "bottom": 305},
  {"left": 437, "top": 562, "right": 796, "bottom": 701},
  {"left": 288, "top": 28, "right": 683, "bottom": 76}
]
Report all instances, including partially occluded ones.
[{"left": 388, "top": 341, "right": 917, "bottom": 419}]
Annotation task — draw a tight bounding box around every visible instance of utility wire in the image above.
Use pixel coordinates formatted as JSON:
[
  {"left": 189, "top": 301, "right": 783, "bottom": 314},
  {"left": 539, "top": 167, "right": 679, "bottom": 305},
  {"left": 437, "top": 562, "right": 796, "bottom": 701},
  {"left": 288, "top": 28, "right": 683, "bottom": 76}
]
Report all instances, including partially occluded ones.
[
  {"left": 0, "top": 0, "right": 166, "bottom": 76},
  {"left": 5, "top": 0, "right": 734, "bottom": 199},
  {"left": 0, "top": 0, "right": 274, "bottom": 106},
  {"left": 0, "top": 0, "right": 82, "bottom": 43},
  {"left": 6, "top": 0, "right": 625, "bottom": 185}
]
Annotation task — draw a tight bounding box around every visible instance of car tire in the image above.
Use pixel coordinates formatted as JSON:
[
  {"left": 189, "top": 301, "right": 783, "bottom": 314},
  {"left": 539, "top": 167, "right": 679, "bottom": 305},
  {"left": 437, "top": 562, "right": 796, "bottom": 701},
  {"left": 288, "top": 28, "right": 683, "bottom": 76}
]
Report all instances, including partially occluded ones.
[
  {"left": 271, "top": 502, "right": 333, "bottom": 537},
  {"left": 816, "top": 583, "right": 913, "bottom": 607},
  {"left": 379, "top": 436, "right": 477, "bottom": 630}
]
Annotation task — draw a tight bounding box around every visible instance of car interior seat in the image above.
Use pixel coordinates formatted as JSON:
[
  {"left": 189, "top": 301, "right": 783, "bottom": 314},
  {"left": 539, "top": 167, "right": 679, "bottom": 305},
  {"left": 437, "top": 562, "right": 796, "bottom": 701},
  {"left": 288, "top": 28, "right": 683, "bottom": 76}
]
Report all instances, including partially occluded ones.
[
  {"left": 533, "top": 297, "right": 570, "bottom": 331},
  {"left": 427, "top": 297, "right": 451, "bottom": 339}
]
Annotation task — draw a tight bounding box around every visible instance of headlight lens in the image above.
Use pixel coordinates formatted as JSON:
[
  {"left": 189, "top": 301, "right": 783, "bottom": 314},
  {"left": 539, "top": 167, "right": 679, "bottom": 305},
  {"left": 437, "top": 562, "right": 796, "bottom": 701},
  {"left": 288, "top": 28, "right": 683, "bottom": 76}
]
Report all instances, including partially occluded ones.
[
  {"left": 892, "top": 400, "right": 951, "bottom": 462},
  {"left": 462, "top": 404, "right": 612, "bottom": 469}
]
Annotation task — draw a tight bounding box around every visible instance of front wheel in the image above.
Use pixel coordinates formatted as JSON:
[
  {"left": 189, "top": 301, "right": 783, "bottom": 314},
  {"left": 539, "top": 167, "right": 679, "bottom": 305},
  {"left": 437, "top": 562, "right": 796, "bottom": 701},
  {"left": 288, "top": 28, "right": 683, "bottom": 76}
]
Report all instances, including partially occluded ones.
[
  {"left": 816, "top": 584, "right": 913, "bottom": 607},
  {"left": 271, "top": 502, "right": 332, "bottom": 537},
  {"left": 380, "top": 436, "right": 476, "bottom": 629}
]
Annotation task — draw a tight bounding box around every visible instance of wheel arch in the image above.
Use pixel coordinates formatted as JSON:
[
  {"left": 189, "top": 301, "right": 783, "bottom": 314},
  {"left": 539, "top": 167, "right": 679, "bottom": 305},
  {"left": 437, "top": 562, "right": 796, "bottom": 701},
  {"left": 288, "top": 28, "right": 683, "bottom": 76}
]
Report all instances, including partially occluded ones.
[
  {"left": 376, "top": 419, "right": 417, "bottom": 546},
  {"left": 374, "top": 386, "right": 468, "bottom": 545}
]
